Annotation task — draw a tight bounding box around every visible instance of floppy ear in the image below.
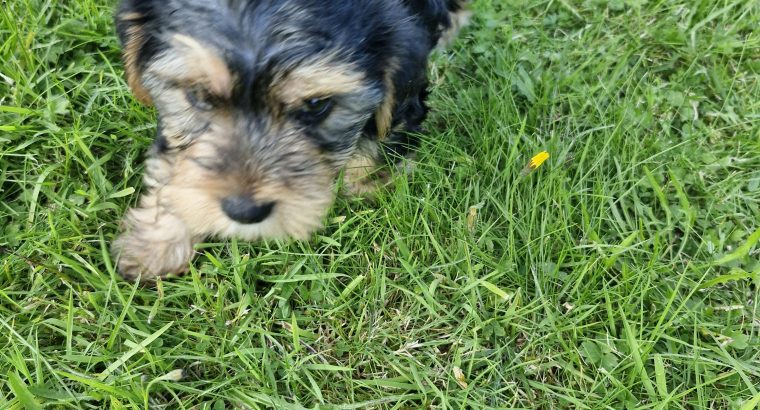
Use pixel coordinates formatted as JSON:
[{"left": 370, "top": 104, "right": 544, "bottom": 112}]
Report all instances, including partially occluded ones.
[
  {"left": 374, "top": 59, "right": 398, "bottom": 140},
  {"left": 115, "top": 0, "right": 162, "bottom": 105},
  {"left": 373, "top": 32, "right": 432, "bottom": 142}
]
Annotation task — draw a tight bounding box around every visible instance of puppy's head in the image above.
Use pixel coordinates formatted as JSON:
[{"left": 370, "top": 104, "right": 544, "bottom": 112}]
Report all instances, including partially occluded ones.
[{"left": 116, "top": 0, "right": 432, "bottom": 240}]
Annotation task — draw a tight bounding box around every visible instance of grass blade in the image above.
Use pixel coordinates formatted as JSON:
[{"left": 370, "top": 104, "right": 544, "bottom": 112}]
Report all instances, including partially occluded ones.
[
  {"left": 7, "top": 372, "right": 42, "bottom": 410},
  {"left": 99, "top": 322, "right": 174, "bottom": 380}
]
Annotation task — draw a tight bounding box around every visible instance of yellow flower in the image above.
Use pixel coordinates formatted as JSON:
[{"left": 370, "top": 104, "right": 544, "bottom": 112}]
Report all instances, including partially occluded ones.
[
  {"left": 521, "top": 151, "right": 550, "bottom": 176},
  {"left": 529, "top": 151, "right": 550, "bottom": 169}
]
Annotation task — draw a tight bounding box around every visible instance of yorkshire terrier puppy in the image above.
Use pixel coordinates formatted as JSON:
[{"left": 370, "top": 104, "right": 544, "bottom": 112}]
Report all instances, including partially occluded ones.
[{"left": 113, "top": 0, "right": 470, "bottom": 280}]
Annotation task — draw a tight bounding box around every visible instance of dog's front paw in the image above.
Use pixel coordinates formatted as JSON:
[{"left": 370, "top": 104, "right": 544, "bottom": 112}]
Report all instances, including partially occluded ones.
[{"left": 113, "top": 207, "right": 196, "bottom": 281}]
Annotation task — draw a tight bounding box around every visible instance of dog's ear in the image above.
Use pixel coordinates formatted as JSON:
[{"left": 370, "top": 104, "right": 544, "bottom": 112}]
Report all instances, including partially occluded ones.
[
  {"left": 402, "top": 0, "right": 452, "bottom": 40},
  {"left": 374, "top": 59, "right": 398, "bottom": 140},
  {"left": 115, "top": 0, "right": 162, "bottom": 105}
]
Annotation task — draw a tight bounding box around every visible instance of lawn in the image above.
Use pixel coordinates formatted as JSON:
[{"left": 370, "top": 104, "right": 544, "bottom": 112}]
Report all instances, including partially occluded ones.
[{"left": 1, "top": 0, "right": 759, "bottom": 408}]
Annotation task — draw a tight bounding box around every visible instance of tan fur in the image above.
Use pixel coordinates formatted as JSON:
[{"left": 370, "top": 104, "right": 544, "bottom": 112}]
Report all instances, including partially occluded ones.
[
  {"left": 120, "top": 18, "right": 234, "bottom": 105},
  {"left": 375, "top": 59, "right": 398, "bottom": 140},
  {"left": 119, "top": 12, "right": 153, "bottom": 105},
  {"left": 169, "top": 35, "right": 233, "bottom": 98},
  {"left": 274, "top": 58, "right": 366, "bottom": 105},
  {"left": 139, "top": 35, "right": 233, "bottom": 102}
]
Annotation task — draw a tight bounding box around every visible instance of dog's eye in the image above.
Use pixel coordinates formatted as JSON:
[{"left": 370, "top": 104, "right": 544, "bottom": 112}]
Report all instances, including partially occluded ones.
[
  {"left": 186, "top": 87, "right": 215, "bottom": 111},
  {"left": 297, "top": 97, "right": 333, "bottom": 122}
]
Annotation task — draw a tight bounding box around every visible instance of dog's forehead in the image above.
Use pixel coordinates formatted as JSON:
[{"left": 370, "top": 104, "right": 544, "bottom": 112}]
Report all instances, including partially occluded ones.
[
  {"left": 155, "top": 1, "right": 385, "bottom": 102},
  {"left": 164, "top": 0, "right": 331, "bottom": 53},
  {"left": 162, "top": 2, "right": 343, "bottom": 75}
]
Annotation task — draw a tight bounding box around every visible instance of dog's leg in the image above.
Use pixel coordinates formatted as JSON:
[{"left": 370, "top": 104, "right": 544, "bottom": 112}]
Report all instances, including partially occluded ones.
[
  {"left": 113, "top": 157, "right": 198, "bottom": 281},
  {"left": 343, "top": 138, "right": 384, "bottom": 197},
  {"left": 113, "top": 199, "right": 197, "bottom": 281}
]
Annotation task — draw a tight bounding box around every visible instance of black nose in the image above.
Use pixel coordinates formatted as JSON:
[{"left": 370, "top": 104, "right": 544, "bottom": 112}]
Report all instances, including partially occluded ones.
[{"left": 221, "top": 196, "right": 274, "bottom": 224}]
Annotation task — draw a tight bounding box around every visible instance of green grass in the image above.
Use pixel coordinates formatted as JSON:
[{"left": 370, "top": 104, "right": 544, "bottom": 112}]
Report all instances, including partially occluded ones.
[{"left": 1, "top": 0, "right": 759, "bottom": 408}]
